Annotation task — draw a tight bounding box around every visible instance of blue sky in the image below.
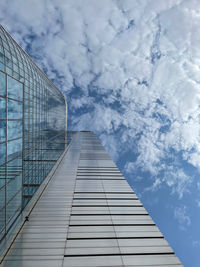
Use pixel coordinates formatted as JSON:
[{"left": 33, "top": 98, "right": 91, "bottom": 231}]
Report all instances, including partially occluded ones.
[{"left": 1, "top": 0, "right": 200, "bottom": 265}]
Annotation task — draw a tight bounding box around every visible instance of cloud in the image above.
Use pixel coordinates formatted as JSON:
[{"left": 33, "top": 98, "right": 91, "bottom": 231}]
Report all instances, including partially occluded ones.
[
  {"left": 1, "top": 0, "right": 200, "bottom": 199},
  {"left": 193, "top": 240, "right": 200, "bottom": 248},
  {"left": 174, "top": 206, "right": 191, "bottom": 230},
  {"left": 197, "top": 201, "right": 200, "bottom": 208},
  {"left": 144, "top": 178, "right": 162, "bottom": 192},
  {"left": 164, "top": 169, "right": 192, "bottom": 199}
]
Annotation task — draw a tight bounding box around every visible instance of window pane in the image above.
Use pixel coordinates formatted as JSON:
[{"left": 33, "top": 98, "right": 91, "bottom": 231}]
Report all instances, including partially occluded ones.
[
  {"left": 7, "top": 99, "right": 22, "bottom": 119},
  {"left": 0, "top": 142, "right": 6, "bottom": 164},
  {"left": 0, "top": 51, "right": 4, "bottom": 63},
  {"left": 5, "top": 57, "right": 12, "bottom": 68},
  {"left": 7, "top": 138, "right": 22, "bottom": 161},
  {"left": 0, "top": 61, "right": 4, "bottom": 71},
  {"left": 7, "top": 120, "right": 22, "bottom": 140},
  {"left": 0, "top": 121, "right": 6, "bottom": 142},
  {"left": 7, "top": 157, "right": 22, "bottom": 180},
  {"left": 6, "top": 190, "right": 22, "bottom": 228},
  {"left": 7, "top": 76, "right": 23, "bottom": 101},
  {"left": 0, "top": 134, "right": 5, "bottom": 240},
  {"left": 0, "top": 71, "right": 6, "bottom": 97},
  {"left": 6, "top": 174, "right": 22, "bottom": 202},
  {"left": 0, "top": 186, "right": 5, "bottom": 239},
  {"left": 0, "top": 164, "right": 5, "bottom": 187},
  {"left": 0, "top": 97, "right": 6, "bottom": 119},
  {"left": 6, "top": 66, "right": 12, "bottom": 76}
]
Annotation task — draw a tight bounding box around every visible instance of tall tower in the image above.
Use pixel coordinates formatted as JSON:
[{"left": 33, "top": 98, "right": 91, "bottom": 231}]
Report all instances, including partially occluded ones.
[{"left": 0, "top": 26, "right": 182, "bottom": 266}]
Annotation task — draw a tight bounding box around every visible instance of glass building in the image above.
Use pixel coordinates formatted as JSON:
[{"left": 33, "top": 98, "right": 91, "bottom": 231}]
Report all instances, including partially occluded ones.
[
  {"left": 0, "top": 25, "right": 67, "bottom": 243},
  {"left": 0, "top": 26, "right": 182, "bottom": 266}
]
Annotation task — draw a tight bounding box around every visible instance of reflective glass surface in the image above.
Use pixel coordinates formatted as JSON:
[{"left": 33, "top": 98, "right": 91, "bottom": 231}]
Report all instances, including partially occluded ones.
[
  {"left": 7, "top": 138, "right": 22, "bottom": 161},
  {"left": 7, "top": 99, "right": 22, "bottom": 119},
  {"left": 7, "top": 120, "right": 22, "bottom": 140},
  {"left": 7, "top": 76, "right": 23, "bottom": 100},
  {"left": 0, "top": 121, "right": 6, "bottom": 142},
  {"left": 0, "top": 71, "right": 6, "bottom": 96},
  {"left": 0, "top": 97, "right": 6, "bottom": 119},
  {"left": 0, "top": 25, "right": 67, "bottom": 244},
  {"left": 0, "top": 143, "right": 6, "bottom": 165}
]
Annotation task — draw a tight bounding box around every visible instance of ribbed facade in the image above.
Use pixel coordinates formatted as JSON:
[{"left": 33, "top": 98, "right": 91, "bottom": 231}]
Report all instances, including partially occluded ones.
[{"left": 1, "top": 132, "right": 182, "bottom": 266}]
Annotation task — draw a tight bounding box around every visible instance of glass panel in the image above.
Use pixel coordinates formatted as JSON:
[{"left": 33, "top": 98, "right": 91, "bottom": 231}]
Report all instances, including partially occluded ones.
[
  {"left": 7, "top": 120, "right": 22, "bottom": 140},
  {"left": 0, "top": 121, "right": 6, "bottom": 142},
  {"left": 7, "top": 138, "right": 22, "bottom": 161},
  {"left": 0, "top": 164, "right": 5, "bottom": 187},
  {"left": 6, "top": 174, "right": 22, "bottom": 202},
  {"left": 6, "top": 189, "right": 22, "bottom": 228},
  {"left": 7, "top": 99, "right": 22, "bottom": 119},
  {"left": 0, "top": 97, "right": 6, "bottom": 119},
  {"left": 7, "top": 157, "right": 22, "bottom": 180},
  {"left": 0, "top": 165, "right": 6, "bottom": 238},
  {"left": 7, "top": 76, "right": 23, "bottom": 101},
  {"left": 13, "top": 64, "right": 18, "bottom": 72},
  {"left": 5, "top": 57, "right": 12, "bottom": 68},
  {"left": 0, "top": 71, "right": 6, "bottom": 97},
  {"left": 6, "top": 66, "right": 12, "bottom": 76},
  {"left": 0, "top": 185, "right": 5, "bottom": 239},
  {"left": 0, "top": 51, "right": 4, "bottom": 62},
  {"left": 0, "top": 61, "right": 4, "bottom": 71},
  {"left": 0, "top": 143, "right": 6, "bottom": 165}
]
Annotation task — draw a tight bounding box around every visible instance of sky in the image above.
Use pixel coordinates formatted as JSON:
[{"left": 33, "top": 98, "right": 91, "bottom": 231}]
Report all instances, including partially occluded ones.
[{"left": 0, "top": 0, "right": 200, "bottom": 265}]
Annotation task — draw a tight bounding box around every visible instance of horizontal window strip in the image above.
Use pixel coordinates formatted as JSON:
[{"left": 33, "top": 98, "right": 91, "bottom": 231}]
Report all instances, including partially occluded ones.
[
  {"left": 72, "top": 205, "right": 143, "bottom": 207},
  {"left": 77, "top": 174, "right": 122, "bottom": 176},
  {"left": 76, "top": 178, "right": 125, "bottom": 181},
  {"left": 80, "top": 150, "right": 105, "bottom": 152},
  {"left": 23, "top": 195, "right": 33, "bottom": 199},
  {"left": 73, "top": 198, "right": 138, "bottom": 200},
  {"left": 78, "top": 172, "right": 121, "bottom": 174},
  {"left": 78, "top": 171, "right": 119, "bottom": 174},
  {"left": 70, "top": 213, "right": 148, "bottom": 216},
  {"left": 79, "top": 158, "right": 111, "bottom": 160},
  {"left": 77, "top": 174, "right": 121, "bottom": 177},
  {"left": 78, "top": 167, "right": 118, "bottom": 169},
  {"left": 74, "top": 191, "right": 134, "bottom": 195},
  {"left": 77, "top": 171, "right": 121, "bottom": 173},
  {"left": 77, "top": 174, "right": 121, "bottom": 175},
  {"left": 64, "top": 252, "right": 174, "bottom": 257},
  {"left": 67, "top": 236, "right": 164, "bottom": 240},
  {"left": 80, "top": 159, "right": 112, "bottom": 161},
  {"left": 80, "top": 155, "right": 110, "bottom": 157},
  {"left": 69, "top": 223, "right": 155, "bottom": 227},
  {"left": 77, "top": 172, "right": 120, "bottom": 174},
  {"left": 77, "top": 174, "right": 123, "bottom": 177}
]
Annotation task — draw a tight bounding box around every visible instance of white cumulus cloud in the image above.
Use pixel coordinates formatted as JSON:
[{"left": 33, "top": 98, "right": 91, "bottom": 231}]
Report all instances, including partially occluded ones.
[{"left": 1, "top": 0, "right": 200, "bottom": 199}]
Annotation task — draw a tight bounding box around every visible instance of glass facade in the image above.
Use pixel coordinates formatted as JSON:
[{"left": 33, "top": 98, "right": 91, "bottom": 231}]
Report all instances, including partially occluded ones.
[{"left": 0, "top": 25, "right": 67, "bottom": 242}]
